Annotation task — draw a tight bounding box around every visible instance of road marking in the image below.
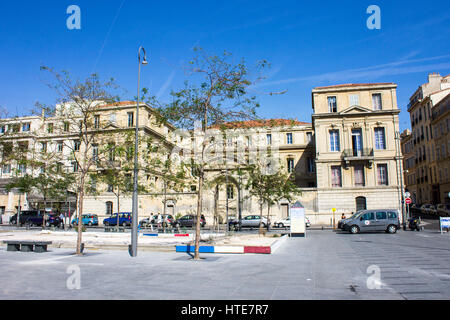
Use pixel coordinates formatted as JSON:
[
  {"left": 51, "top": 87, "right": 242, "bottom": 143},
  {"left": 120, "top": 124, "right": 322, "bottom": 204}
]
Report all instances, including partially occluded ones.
[{"left": 18, "top": 255, "right": 76, "bottom": 265}]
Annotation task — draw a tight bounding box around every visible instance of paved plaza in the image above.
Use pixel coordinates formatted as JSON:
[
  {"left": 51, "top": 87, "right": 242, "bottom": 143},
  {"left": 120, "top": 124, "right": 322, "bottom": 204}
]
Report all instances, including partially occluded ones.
[{"left": 0, "top": 228, "right": 449, "bottom": 300}]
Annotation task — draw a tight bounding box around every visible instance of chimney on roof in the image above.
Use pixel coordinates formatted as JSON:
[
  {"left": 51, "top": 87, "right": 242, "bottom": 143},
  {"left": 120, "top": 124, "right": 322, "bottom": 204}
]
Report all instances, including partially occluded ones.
[{"left": 428, "top": 72, "right": 442, "bottom": 79}]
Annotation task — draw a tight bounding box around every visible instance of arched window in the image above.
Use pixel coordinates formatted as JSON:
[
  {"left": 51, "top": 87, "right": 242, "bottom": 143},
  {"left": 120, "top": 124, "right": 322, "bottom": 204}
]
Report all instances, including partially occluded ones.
[
  {"left": 106, "top": 202, "right": 113, "bottom": 216},
  {"left": 356, "top": 197, "right": 367, "bottom": 211}
]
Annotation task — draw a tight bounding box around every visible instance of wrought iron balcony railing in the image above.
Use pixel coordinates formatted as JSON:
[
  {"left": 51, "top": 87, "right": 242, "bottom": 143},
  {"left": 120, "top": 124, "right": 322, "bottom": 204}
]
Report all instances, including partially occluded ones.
[{"left": 342, "top": 148, "right": 374, "bottom": 159}]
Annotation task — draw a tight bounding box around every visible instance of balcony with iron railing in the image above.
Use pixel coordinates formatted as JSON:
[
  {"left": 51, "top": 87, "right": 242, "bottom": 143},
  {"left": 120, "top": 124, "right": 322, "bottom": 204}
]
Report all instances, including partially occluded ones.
[{"left": 341, "top": 148, "right": 374, "bottom": 168}]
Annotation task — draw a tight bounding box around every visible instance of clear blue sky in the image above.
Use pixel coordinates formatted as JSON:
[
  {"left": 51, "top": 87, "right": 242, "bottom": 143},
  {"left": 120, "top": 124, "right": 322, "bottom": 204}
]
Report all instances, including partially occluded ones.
[{"left": 0, "top": 0, "right": 449, "bottom": 131}]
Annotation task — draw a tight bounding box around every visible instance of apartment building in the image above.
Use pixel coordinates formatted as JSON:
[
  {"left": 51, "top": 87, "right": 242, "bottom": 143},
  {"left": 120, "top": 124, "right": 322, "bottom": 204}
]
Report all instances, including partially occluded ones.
[
  {"left": 430, "top": 93, "right": 450, "bottom": 203},
  {"left": 0, "top": 82, "right": 405, "bottom": 225},
  {"left": 402, "top": 73, "right": 450, "bottom": 205},
  {"left": 312, "top": 83, "right": 403, "bottom": 223}
]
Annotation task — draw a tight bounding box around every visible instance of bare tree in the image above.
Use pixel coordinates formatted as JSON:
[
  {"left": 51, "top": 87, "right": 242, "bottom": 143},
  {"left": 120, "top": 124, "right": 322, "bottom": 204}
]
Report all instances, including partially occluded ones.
[{"left": 36, "top": 66, "right": 120, "bottom": 254}]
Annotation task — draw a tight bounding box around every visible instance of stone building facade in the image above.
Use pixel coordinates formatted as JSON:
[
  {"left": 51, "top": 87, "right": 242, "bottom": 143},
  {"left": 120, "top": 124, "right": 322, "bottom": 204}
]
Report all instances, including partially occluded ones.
[
  {"left": 0, "top": 82, "right": 404, "bottom": 225},
  {"left": 401, "top": 73, "right": 450, "bottom": 205},
  {"left": 311, "top": 83, "right": 403, "bottom": 224}
]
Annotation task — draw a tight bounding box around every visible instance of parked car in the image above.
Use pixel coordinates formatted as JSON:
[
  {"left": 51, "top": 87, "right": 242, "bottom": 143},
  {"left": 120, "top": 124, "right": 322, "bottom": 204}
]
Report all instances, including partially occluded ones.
[
  {"left": 273, "top": 217, "right": 290, "bottom": 229},
  {"left": 436, "top": 204, "right": 450, "bottom": 217},
  {"left": 174, "top": 214, "right": 206, "bottom": 228},
  {"left": 229, "top": 215, "right": 268, "bottom": 230},
  {"left": 338, "top": 211, "right": 363, "bottom": 230},
  {"left": 342, "top": 209, "right": 400, "bottom": 234},
  {"left": 45, "top": 214, "right": 64, "bottom": 227},
  {"left": 71, "top": 214, "right": 99, "bottom": 226},
  {"left": 410, "top": 203, "right": 420, "bottom": 213},
  {"left": 420, "top": 204, "right": 437, "bottom": 215},
  {"left": 9, "top": 210, "right": 61, "bottom": 227},
  {"left": 103, "top": 213, "right": 132, "bottom": 227},
  {"left": 152, "top": 214, "right": 176, "bottom": 225},
  {"left": 139, "top": 217, "right": 152, "bottom": 228},
  {"left": 10, "top": 210, "right": 42, "bottom": 226},
  {"left": 139, "top": 215, "right": 176, "bottom": 228},
  {"left": 273, "top": 216, "right": 311, "bottom": 229}
]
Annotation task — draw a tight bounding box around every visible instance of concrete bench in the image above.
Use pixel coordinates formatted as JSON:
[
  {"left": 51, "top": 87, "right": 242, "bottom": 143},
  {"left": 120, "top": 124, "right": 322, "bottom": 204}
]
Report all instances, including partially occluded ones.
[{"left": 3, "top": 241, "right": 52, "bottom": 253}]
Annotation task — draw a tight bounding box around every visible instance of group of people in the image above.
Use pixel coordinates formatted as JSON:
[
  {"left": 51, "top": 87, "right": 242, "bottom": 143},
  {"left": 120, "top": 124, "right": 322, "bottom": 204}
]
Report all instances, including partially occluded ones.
[{"left": 153, "top": 213, "right": 171, "bottom": 228}]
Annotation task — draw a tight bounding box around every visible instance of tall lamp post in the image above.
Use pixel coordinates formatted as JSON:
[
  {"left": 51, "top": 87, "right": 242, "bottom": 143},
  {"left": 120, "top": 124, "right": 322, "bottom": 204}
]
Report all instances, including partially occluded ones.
[{"left": 130, "top": 46, "right": 148, "bottom": 257}]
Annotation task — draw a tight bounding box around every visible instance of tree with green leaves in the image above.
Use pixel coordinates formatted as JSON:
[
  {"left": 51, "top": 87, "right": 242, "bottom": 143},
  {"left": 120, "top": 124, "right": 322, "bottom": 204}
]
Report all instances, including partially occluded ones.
[
  {"left": 36, "top": 66, "right": 120, "bottom": 254},
  {"left": 4, "top": 129, "right": 75, "bottom": 228},
  {"left": 245, "top": 160, "right": 302, "bottom": 233},
  {"left": 149, "top": 48, "right": 269, "bottom": 259}
]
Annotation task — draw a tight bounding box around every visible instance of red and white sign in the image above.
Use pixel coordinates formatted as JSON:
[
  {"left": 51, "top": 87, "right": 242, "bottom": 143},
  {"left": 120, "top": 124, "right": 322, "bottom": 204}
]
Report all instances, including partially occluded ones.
[{"left": 405, "top": 198, "right": 412, "bottom": 204}]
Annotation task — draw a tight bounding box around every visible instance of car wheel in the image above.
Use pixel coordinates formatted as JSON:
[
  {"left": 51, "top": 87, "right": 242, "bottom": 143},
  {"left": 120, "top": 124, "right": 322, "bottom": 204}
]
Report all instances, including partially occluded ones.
[
  {"left": 104, "top": 222, "right": 109, "bottom": 226},
  {"left": 122, "top": 222, "right": 127, "bottom": 227},
  {"left": 279, "top": 223, "right": 284, "bottom": 229},
  {"left": 350, "top": 225, "right": 360, "bottom": 234},
  {"left": 387, "top": 225, "right": 397, "bottom": 234},
  {"left": 88, "top": 222, "right": 92, "bottom": 226}
]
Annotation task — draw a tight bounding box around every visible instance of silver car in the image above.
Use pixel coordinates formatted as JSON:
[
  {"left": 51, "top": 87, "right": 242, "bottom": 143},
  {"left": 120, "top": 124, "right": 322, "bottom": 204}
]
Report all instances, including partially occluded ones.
[
  {"left": 342, "top": 209, "right": 400, "bottom": 234},
  {"left": 231, "top": 215, "right": 268, "bottom": 229}
]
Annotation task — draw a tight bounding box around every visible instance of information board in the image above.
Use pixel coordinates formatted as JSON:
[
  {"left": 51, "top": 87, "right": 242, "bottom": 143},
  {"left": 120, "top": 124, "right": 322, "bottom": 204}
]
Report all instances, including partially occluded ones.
[
  {"left": 440, "top": 217, "right": 450, "bottom": 234},
  {"left": 290, "top": 201, "right": 305, "bottom": 237}
]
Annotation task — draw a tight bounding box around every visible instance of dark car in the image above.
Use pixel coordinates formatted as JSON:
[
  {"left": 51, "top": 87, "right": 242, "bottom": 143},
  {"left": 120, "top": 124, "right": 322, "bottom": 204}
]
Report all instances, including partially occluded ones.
[
  {"left": 10, "top": 210, "right": 41, "bottom": 226},
  {"left": 10, "top": 210, "right": 62, "bottom": 227},
  {"left": 103, "top": 212, "right": 132, "bottom": 227},
  {"left": 174, "top": 214, "right": 206, "bottom": 228}
]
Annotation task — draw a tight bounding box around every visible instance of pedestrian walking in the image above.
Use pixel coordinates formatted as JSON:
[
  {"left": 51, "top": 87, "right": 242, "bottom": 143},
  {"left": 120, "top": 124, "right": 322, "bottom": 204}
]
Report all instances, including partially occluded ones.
[
  {"left": 59, "top": 212, "right": 65, "bottom": 229},
  {"left": 157, "top": 213, "right": 162, "bottom": 229}
]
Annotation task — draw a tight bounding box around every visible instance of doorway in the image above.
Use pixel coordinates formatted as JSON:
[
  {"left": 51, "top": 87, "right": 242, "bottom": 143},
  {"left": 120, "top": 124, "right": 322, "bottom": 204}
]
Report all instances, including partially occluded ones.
[{"left": 355, "top": 197, "right": 367, "bottom": 211}]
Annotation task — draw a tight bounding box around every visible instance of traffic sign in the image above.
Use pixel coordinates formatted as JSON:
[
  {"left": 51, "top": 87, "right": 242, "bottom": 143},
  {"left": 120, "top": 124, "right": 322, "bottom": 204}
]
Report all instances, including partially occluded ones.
[{"left": 405, "top": 198, "right": 412, "bottom": 204}]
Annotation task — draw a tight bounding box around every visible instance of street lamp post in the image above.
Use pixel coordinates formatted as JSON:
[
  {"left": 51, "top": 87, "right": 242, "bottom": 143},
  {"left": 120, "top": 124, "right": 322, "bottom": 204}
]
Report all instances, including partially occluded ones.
[
  {"left": 130, "top": 46, "right": 148, "bottom": 257},
  {"left": 395, "top": 131, "right": 406, "bottom": 230}
]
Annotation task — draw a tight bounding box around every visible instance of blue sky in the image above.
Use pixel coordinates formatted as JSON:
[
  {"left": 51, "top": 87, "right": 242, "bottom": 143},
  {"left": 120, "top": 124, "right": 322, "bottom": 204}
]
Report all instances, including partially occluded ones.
[{"left": 0, "top": 0, "right": 449, "bottom": 131}]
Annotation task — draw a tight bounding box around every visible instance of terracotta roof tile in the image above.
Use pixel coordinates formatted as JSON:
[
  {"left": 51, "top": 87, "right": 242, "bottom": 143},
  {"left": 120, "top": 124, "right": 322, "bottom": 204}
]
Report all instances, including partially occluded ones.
[{"left": 211, "top": 119, "right": 311, "bottom": 129}]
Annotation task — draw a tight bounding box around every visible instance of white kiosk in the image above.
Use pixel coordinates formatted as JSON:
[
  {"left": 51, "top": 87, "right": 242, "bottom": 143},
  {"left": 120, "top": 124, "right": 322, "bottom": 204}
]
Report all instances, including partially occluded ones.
[{"left": 290, "top": 201, "right": 306, "bottom": 237}]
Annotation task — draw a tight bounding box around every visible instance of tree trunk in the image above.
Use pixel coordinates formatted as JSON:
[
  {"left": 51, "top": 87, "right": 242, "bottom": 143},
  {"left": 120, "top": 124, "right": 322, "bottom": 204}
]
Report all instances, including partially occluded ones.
[
  {"left": 194, "top": 171, "right": 204, "bottom": 260},
  {"left": 42, "top": 196, "right": 47, "bottom": 230},
  {"left": 116, "top": 188, "right": 120, "bottom": 232},
  {"left": 213, "top": 184, "right": 219, "bottom": 232},
  {"left": 267, "top": 204, "right": 271, "bottom": 231},
  {"left": 76, "top": 179, "right": 85, "bottom": 255},
  {"left": 258, "top": 200, "right": 264, "bottom": 234}
]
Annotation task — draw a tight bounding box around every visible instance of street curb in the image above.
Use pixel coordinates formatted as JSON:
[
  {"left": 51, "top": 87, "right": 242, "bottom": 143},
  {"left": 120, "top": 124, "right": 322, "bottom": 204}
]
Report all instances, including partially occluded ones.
[
  {"left": 142, "top": 233, "right": 190, "bottom": 237},
  {"left": 270, "top": 234, "right": 288, "bottom": 253},
  {"left": 47, "top": 242, "right": 175, "bottom": 252},
  {"left": 175, "top": 235, "right": 288, "bottom": 254}
]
